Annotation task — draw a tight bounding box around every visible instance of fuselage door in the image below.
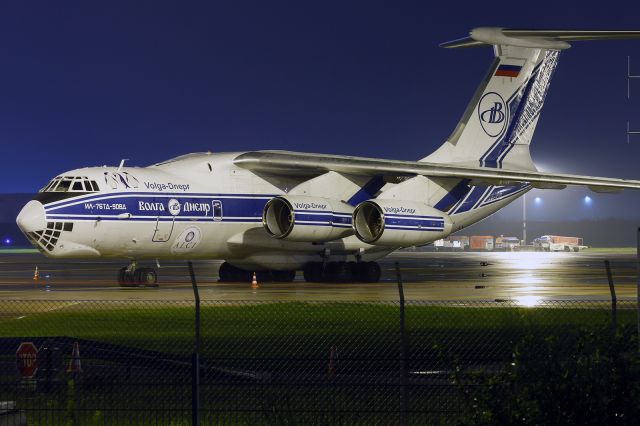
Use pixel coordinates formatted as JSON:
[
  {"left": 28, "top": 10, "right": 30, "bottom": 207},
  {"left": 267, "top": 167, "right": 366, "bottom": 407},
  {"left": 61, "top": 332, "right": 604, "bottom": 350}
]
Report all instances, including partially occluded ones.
[{"left": 212, "top": 200, "right": 222, "bottom": 221}]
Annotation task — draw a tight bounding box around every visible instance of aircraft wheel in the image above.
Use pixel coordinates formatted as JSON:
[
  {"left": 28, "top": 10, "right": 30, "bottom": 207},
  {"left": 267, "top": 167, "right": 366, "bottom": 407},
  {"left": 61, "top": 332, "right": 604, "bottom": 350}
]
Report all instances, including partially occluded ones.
[
  {"left": 117, "top": 267, "right": 127, "bottom": 286},
  {"left": 218, "top": 262, "right": 252, "bottom": 282},
  {"left": 136, "top": 268, "right": 158, "bottom": 287},
  {"left": 347, "top": 261, "right": 359, "bottom": 282},
  {"left": 118, "top": 267, "right": 139, "bottom": 287},
  {"left": 326, "top": 262, "right": 352, "bottom": 282},
  {"left": 218, "top": 262, "right": 231, "bottom": 282},
  {"left": 303, "top": 262, "right": 324, "bottom": 282},
  {"left": 356, "top": 261, "right": 381, "bottom": 283},
  {"left": 218, "top": 262, "right": 236, "bottom": 282}
]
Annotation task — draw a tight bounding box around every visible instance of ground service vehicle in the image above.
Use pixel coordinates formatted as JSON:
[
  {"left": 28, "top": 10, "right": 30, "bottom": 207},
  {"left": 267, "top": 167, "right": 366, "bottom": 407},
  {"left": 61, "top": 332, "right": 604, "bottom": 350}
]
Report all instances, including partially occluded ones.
[
  {"left": 495, "top": 236, "right": 521, "bottom": 251},
  {"left": 470, "top": 236, "right": 495, "bottom": 251},
  {"left": 534, "top": 235, "right": 585, "bottom": 252}
]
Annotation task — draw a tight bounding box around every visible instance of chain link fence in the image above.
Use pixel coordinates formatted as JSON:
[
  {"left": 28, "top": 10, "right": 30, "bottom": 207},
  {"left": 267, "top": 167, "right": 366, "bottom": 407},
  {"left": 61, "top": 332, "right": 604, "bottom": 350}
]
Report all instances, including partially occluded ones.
[{"left": 0, "top": 298, "right": 639, "bottom": 424}]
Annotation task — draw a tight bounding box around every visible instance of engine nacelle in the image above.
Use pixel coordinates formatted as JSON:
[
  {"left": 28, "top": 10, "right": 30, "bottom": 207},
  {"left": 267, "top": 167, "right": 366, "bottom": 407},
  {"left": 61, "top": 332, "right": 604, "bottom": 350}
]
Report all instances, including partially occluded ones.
[
  {"left": 263, "top": 195, "right": 354, "bottom": 242},
  {"left": 353, "top": 199, "right": 452, "bottom": 246}
]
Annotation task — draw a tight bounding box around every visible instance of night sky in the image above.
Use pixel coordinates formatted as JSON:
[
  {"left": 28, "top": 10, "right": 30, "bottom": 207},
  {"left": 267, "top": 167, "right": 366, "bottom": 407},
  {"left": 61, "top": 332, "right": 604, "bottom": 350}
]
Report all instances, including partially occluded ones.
[{"left": 2, "top": 0, "right": 640, "bottom": 222}]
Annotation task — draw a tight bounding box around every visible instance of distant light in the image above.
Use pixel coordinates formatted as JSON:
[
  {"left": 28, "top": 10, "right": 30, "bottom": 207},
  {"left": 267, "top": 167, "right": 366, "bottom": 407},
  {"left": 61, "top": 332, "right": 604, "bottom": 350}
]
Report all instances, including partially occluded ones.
[
  {"left": 534, "top": 197, "right": 542, "bottom": 204},
  {"left": 3, "top": 238, "right": 11, "bottom": 245},
  {"left": 584, "top": 195, "right": 592, "bottom": 205}
]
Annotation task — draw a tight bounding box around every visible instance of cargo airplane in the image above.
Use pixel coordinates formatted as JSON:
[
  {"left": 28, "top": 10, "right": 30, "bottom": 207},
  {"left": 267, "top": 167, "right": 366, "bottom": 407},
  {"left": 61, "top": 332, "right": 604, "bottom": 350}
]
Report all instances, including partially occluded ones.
[{"left": 16, "top": 28, "right": 640, "bottom": 285}]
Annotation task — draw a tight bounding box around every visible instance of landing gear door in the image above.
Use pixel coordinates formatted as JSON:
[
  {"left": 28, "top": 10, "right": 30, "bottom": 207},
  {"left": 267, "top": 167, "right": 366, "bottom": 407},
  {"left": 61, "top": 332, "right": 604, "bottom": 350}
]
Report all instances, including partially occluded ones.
[
  {"left": 212, "top": 200, "right": 222, "bottom": 221},
  {"left": 153, "top": 217, "right": 175, "bottom": 242}
]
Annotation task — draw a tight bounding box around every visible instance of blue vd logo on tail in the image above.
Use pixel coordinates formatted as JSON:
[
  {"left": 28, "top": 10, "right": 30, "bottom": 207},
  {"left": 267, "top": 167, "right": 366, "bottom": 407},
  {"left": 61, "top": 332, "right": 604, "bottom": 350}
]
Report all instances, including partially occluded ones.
[{"left": 478, "top": 92, "right": 507, "bottom": 137}]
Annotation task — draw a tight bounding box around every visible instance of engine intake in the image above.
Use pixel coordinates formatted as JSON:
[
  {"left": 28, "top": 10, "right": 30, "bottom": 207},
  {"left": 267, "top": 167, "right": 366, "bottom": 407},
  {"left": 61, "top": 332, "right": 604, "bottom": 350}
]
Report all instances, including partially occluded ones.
[
  {"left": 263, "top": 195, "right": 354, "bottom": 242},
  {"left": 353, "top": 199, "right": 452, "bottom": 246}
]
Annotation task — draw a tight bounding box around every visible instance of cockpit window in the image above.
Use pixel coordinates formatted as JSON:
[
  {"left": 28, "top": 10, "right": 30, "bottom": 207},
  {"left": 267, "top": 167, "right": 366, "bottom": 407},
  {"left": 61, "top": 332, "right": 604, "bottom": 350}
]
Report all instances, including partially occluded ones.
[
  {"left": 40, "top": 176, "right": 100, "bottom": 193},
  {"left": 41, "top": 178, "right": 59, "bottom": 192},
  {"left": 54, "top": 179, "right": 72, "bottom": 192}
]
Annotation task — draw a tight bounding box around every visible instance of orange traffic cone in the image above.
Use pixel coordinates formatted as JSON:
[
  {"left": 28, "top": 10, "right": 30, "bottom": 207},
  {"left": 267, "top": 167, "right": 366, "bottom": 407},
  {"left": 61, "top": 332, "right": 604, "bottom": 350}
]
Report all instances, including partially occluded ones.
[
  {"left": 251, "top": 272, "right": 259, "bottom": 290},
  {"left": 33, "top": 266, "right": 39, "bottom": 282},
  {"left": 67, "top": 341, "right": 83, "bottom": 374},
  {"left": 328, "top": 345, "right": 338, "bottom": 377}
]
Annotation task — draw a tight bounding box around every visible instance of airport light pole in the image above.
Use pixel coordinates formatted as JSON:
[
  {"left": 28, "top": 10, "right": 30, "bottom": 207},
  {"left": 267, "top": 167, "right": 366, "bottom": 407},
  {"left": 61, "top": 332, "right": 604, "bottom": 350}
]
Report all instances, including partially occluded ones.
[{"left": 522, "top": 193, "right": 527, "bottom": 245}]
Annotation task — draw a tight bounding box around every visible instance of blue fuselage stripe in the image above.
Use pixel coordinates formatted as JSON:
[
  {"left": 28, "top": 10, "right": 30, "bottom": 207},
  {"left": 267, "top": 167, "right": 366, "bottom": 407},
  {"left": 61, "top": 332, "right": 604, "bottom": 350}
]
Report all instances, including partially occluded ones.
[
  {"left": 43, "top": 192, "right": 357, "bottom": 229},
  {"left": 385, "top": 226, "right": 444, "bottom": 232}
]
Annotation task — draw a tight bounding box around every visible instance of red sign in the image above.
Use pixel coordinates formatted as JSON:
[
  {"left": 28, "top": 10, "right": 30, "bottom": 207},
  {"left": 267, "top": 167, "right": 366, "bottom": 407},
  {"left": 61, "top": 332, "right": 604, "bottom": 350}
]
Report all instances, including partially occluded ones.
[{"left": 16, "top": 342, "right": 38, "bottom": 378}]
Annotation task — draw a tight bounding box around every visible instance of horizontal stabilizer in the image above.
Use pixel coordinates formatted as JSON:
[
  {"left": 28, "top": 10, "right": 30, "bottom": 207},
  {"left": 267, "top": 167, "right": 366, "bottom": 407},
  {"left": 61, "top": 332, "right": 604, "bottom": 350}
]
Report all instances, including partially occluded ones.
[{"left": 441, "top": 28, "right": 640, "bottom": 50}]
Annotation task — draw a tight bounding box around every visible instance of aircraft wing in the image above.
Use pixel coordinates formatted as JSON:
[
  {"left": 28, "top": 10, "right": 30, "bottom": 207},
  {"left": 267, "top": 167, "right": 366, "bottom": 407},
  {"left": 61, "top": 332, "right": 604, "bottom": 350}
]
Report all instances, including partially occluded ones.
[{"left": 233, "top": 150, "right": 640, "bottom": 193}]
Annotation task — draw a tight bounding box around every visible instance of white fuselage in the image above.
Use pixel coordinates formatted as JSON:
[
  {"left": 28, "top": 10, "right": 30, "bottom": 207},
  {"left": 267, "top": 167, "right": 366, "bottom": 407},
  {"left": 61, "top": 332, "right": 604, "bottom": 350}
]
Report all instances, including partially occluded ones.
[{"left": 17, "top": 152, "right": 528, "bottom": 270}]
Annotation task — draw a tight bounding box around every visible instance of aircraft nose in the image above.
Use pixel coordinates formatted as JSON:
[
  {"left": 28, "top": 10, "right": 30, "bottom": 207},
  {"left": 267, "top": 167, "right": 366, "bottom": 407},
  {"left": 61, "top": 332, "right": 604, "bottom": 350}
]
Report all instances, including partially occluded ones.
[{"left": 16, "top": 200, "right": 47, "bottom": 233}]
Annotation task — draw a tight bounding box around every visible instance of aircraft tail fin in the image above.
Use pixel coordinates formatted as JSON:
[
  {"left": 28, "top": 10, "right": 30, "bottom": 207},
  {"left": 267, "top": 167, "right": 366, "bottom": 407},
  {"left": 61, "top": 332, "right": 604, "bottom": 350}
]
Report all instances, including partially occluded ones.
[{"left": 423, "top": 28, "right": 640, "bottom": 170}]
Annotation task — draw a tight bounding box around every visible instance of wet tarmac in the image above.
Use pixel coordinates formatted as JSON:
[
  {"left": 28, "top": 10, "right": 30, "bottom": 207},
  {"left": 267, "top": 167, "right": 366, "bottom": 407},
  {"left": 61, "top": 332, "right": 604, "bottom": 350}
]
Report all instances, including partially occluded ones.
[{"left": 0, "top": 249, "right": 636, "bottom": 303}]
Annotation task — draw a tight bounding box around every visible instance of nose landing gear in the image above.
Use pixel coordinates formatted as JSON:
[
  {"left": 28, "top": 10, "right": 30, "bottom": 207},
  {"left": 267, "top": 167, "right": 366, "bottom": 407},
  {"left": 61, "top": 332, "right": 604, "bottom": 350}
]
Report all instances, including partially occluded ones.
[{"left": 117, "top": 261, "right": 158, "bottom": 287}]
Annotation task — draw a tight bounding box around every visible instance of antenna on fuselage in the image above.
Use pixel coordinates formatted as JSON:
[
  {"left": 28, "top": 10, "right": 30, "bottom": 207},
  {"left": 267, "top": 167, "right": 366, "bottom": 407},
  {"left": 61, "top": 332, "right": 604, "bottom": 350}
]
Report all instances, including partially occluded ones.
[{"left": 118, "top": 159, "right": 129, "bottom": 171}]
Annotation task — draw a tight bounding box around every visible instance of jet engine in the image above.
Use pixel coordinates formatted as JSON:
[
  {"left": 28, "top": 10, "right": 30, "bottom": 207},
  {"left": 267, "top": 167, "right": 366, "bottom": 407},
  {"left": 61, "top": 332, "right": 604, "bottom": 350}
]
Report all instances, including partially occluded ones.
[
  {"left": 352, "top": 199, "right": 452, "bottom": 246},
  {"left": 263, "top": 195, "right": 354, "bottom": 242}
]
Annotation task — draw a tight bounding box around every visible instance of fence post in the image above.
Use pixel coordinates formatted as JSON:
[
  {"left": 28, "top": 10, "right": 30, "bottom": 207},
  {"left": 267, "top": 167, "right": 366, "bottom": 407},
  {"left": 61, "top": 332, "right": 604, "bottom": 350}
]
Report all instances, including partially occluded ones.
[
  {"left": 395, "top": 262, "right": 408, "bottom": 426},
  {"left": 604, "top": 260, "right": 617, "bottom": 333},
  {"left": 637, "top": 228, "right": 640, "bottom": 352},
  {"left": 41, "top": 339, "right": 52, "bottom": 393},
  {"left": 188, "top": 261, "right": 201, "bottom": 425}
]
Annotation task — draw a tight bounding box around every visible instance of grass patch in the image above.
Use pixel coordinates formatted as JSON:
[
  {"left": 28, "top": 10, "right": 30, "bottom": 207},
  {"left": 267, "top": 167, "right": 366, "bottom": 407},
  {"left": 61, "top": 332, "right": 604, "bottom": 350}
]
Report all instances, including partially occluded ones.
[
  {"left": 0, "top": 301, "right": 631, "bottom": 360},
  {"left": 0, "top": 248, "right": 39, "bottom": 254},
  {"left": 1, "top": 301, "right": 635, "bottom": 424}
]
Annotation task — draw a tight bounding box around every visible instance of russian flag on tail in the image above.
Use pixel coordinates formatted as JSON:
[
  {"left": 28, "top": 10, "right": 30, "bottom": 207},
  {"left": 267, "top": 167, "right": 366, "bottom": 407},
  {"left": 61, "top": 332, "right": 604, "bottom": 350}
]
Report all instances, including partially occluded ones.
[{"left": 495, "top": 64, "right": 522, "bottom": 77}]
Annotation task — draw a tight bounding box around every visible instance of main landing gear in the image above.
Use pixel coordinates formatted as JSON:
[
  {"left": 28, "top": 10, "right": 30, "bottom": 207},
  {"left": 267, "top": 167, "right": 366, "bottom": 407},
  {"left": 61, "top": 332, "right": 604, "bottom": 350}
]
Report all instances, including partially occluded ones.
[
  {"left": 217, "top": 261, "right": 382, "bottom": 284},
  {"left": 218, "top": 262, "right": 296, "bottom": 283},
  {"left": 303, "top": 261, "right": 381, "bottom": 283},
  {"left": 117, "top": 262, "right": 158, "bottom": 287}
]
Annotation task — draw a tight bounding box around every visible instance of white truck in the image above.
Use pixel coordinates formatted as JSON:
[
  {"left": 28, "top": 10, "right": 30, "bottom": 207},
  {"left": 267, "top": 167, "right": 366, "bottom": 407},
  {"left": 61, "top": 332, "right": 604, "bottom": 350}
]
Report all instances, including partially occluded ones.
[
  {"left": 533, "top": 235, "right": 586, "bottom": 252},
  {"left": 433, "top": 238, "right": 464, "bottom": 252}
]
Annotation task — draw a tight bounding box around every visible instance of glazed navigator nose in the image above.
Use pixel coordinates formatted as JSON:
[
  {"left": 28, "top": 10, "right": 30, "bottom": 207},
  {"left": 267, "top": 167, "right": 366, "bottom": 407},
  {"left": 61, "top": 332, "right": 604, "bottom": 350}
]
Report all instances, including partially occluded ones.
[{"left": 16, "top": 200, "right": 46, "bottom": 233}]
